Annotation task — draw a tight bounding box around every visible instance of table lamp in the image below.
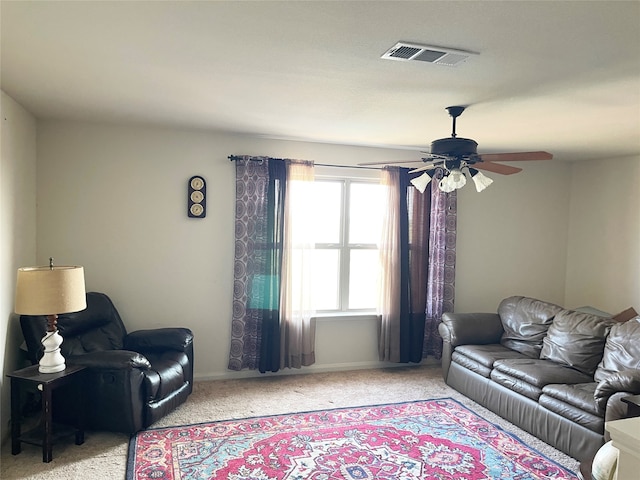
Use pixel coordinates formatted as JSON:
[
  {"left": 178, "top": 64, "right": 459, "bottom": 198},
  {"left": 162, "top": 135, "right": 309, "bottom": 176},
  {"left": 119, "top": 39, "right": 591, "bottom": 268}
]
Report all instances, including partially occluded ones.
[{"left": 15, "top": 258, "right": 86, "bottom": 373}]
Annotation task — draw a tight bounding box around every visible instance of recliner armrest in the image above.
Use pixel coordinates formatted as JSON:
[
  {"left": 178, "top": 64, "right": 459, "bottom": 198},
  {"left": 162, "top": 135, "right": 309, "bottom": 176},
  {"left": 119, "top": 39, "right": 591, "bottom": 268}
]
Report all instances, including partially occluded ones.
[
  {"left": 594, "top": 369, "right": 640, "bottom": 412},
  {"left": 124, "top": 327, "right": 194, "bottom": 353},
  {"left": 439, "top": 312, "right": 503, "bottom": 348},
  {"left": 68, "top": 350, "right": 151, "bottom": 370}
]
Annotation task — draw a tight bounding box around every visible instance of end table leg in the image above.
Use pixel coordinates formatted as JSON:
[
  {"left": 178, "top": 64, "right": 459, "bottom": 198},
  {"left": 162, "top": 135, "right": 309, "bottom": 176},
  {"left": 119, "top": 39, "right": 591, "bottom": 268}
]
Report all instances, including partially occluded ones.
[
  {"left": 10, "top": 378, "right": 21, "bottom": 455},
  {"left": 75, "top": 369, "right": 85, "bottom": 445},
  {"left": 42, "top": 384, "right": 53, "bottom": 463}
]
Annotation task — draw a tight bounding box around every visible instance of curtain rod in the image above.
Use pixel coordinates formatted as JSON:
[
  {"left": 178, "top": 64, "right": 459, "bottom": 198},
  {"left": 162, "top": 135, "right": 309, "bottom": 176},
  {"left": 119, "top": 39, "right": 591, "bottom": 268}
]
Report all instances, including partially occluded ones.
[{"left": 227, "top": 155, "right": 383, "bottom": 171}]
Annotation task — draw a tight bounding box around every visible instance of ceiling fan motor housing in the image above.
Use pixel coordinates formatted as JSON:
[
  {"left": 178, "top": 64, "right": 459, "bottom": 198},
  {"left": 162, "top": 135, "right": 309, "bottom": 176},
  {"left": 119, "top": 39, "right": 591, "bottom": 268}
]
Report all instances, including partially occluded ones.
[{"left": 430, "top": 137, "right": 478, "bottom": 157}]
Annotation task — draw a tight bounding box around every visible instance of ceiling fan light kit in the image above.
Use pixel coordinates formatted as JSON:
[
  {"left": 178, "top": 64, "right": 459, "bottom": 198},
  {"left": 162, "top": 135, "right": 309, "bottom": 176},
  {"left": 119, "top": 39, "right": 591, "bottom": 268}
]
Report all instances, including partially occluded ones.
[
  {"left": 440, "top": 168, "right": 466, "bottom": 192},
  {"left": 468, "top": 168, "right": 494, "bottom": 192},
  {"left": 410, "top": 171, "right": 434, "bottom": 193},
  {"left": 409, "top": 165, "right": 494, "bottom": 194},
  {"left": 363, "top": 105, "right": 553, "bottom": 194}
]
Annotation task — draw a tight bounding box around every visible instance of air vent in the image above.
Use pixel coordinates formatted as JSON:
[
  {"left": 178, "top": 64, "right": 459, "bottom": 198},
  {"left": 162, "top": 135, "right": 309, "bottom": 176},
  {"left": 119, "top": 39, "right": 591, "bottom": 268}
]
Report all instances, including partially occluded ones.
[{"left": 381, "top": 42, "right": 477, "bottom": 67}]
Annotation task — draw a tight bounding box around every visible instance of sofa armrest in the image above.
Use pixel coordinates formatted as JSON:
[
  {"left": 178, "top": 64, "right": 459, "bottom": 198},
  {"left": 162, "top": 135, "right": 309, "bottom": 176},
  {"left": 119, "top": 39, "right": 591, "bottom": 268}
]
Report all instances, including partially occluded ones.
[
  {"left": 68, "top": 350, "right": 151, "bottom": 370},
  {"left": 594, "top": 369, "right": 640, "bottom": 412},
  {"left": 124, "top": 327, "right": 193, "bottom": 353},
  {"left": 439, "top": 312, "right": 504, "bottom": 348}
]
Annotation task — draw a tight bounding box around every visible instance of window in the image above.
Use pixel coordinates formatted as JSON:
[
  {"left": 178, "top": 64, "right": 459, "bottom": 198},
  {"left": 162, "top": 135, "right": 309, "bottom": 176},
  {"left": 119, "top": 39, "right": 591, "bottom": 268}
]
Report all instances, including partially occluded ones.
[{"left": 309, "top": 178, "right": 385, "bottom": 313}]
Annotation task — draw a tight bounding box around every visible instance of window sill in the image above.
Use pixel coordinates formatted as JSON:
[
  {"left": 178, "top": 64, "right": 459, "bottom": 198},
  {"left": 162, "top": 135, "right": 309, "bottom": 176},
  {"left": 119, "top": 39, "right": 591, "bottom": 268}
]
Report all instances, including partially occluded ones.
[{"left": 313, "top": 312, "right": 379, "bottom": 321}]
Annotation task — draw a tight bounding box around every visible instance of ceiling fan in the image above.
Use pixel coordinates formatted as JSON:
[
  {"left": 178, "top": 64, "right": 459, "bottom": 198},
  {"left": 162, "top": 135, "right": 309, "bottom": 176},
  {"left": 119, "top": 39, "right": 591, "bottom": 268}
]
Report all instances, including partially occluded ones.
[{"left": 359, "top": 106, "right": 552, "bottom": 193}]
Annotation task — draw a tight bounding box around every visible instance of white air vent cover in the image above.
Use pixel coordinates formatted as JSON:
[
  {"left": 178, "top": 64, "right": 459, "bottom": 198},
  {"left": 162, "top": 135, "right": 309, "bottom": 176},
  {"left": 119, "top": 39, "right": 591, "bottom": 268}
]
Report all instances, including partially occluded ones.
[{"left": 381, "top": 42, "right": 477, "bottom": 67}]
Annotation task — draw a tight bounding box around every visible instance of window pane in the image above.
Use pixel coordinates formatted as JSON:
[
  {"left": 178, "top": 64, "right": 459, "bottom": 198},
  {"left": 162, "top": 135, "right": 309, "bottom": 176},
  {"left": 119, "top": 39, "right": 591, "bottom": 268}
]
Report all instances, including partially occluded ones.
[
  {"left": 312, "top": 249, "right": 340, "bottom": 310},
  {"left": 312, "top": 181, "right": 342, "bottom": 244},
  {"left": 348, "top": 249, "right": 379, "bottom": 310},
  {"left": 349, "top": 183, "right": 384, "bottom": 244}
]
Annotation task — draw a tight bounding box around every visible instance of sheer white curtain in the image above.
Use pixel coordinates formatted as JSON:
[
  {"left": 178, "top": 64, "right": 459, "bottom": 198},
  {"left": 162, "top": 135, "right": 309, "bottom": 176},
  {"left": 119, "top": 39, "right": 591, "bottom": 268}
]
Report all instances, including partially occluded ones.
[
  {"left": 377, "top": 168, "right": 402, "bottom": 362},
  {"left": 280, "top": 160, "right": 316, "bottom": 368}
]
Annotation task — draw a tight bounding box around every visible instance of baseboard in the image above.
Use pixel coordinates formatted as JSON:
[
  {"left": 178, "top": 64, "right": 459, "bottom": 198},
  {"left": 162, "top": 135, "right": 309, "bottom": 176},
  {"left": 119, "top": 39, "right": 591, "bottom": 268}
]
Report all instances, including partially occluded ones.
[{"left": 195, "top": 357, "right": 440, "bottom": 382}]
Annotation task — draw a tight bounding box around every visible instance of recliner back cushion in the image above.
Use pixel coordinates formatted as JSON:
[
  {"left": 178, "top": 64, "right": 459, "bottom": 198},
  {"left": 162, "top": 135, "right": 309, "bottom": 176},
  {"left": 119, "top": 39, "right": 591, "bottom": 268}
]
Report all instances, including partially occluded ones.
[
  {"left": 57, "top": 292, "right": 127, "bottom": 355},
  {"left": 594, "top": 318, "right": 640, "bottom": 382},
  {"left": 20, "top": 292, "right": 128, "bottom": 363},
  {"left": 540, "top": 310, "right": 615, "bottom": 376},
  {"left": 499, "top": 296, "right": 564, "bottom": 357},
  {"left": 57, "top": 293, "right": 125, "bottom": 336}
]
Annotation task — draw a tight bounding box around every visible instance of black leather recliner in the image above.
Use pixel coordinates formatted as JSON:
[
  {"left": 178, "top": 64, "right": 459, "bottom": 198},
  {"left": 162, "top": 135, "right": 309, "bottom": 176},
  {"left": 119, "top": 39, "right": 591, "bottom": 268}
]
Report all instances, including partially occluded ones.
[{"left": 20, "top": 292, "right": 194, "bottom": 434}]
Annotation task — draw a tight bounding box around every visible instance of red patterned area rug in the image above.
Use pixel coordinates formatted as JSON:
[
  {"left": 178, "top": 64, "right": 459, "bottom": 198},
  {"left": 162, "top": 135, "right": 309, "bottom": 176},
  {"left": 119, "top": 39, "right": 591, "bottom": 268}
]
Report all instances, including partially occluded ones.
[{"left": 127, "top": 398, "right": 578, "bottom": 479}]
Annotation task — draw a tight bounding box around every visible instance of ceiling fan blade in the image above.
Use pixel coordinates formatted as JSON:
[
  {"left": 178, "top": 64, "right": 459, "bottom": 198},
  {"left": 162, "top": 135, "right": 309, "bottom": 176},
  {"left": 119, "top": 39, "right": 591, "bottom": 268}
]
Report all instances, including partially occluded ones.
[
  {"left": 409, "top": 164, "right": 438, "bottom": 174},
  {"left": 478, "top": 151, "right": 553, "bottom": 162},
  {"left": 475, "top": 161, "right": 523, "bottom": 175},
  {"left": 357, "top": 159, "right": 424, "bottom": 166}
]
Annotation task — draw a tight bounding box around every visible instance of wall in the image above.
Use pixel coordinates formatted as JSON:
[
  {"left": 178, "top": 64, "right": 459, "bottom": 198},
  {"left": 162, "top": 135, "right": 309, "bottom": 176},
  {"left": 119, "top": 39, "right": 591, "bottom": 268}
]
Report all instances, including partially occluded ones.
[
  {"left": 0, "top": 91, "right": 37, "bottom": 445},
  {"left": 36, "top": 121, "right": 573, "bottom": 380},
  {"left": 565, "top": 155, "right": 640, "bottom": 312},
  {"left": 2, "top": 100, "right": 635, "bottom": 445},
  {"left": 455, "top": 160, "right": 572, "bottom": 312}
]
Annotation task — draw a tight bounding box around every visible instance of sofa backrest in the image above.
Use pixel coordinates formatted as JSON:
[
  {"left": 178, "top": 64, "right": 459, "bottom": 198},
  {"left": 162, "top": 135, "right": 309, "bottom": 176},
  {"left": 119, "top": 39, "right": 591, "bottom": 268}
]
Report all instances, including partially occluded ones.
[
  {"left": 20, "top": 292, "right": 127, "bottom": 364},
  {"left": 540, "top": 310, "right": 616, "bottom": 376},
  {"left": 498, "top": 296, "right": 564, "bottom": 357},
  {"left": 594, "top": 317, "right": 640, "bottom": 381}
]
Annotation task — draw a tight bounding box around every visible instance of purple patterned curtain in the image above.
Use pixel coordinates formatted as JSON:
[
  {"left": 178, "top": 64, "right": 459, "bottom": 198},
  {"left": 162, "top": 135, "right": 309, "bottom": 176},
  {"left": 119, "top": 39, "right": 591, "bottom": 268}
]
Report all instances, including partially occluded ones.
[
  {"left": 229, "top": 156, "right": 316, "bottom": 373},
  {"left": 228, "top": 157, "right": 285, "bottom": 372},
  {"left": 423, "top": 170, "right": 457, "bottom": 359}
]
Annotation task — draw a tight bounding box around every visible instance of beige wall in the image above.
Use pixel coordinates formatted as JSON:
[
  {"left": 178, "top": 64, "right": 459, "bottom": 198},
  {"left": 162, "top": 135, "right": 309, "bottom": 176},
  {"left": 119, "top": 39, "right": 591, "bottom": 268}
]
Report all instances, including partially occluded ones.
[
  {"left": 33, "top": 122, "right": 418, "bottom": 379},
  {"left": 35, "top": 121, "right": 574, "bottom": 380},
  {"left": 565, "top": 156, "right": 640, "bottom": 312},
  {"left": 455, "top": 160, "right": 572, "bottom": 312},
  {"left": 2, "top": 99, "right": 638, "bottom": 445},
  {"left": 0, "top": 91, "right": 37, "bottom": 445}
]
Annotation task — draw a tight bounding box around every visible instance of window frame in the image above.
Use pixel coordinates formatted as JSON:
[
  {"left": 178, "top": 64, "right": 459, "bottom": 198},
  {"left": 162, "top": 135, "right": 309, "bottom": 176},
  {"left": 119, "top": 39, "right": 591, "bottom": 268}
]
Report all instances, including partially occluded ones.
[{"left": 312, "top": 173, "right": 382, "bottom": 316}]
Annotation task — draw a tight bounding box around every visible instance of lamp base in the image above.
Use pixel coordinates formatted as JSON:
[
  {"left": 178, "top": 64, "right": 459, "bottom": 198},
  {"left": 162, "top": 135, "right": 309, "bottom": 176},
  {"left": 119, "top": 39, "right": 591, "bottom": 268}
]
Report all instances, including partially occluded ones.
[{"left": 39, "top": 330, "right": 66, "bottom": 374}]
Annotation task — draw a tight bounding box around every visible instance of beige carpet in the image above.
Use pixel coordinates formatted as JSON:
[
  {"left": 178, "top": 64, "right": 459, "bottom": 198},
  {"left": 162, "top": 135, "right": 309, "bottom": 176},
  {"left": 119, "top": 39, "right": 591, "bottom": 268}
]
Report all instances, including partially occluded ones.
[{"left": 0, "top": 364, "right": 579, "bottom": 479}]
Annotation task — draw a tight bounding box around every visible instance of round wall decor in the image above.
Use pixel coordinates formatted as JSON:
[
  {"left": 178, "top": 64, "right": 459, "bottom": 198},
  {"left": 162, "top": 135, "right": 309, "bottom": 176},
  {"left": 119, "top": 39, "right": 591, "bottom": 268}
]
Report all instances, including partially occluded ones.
[{"left": 187, "top": 175, "right": 206, "bottom": 218}]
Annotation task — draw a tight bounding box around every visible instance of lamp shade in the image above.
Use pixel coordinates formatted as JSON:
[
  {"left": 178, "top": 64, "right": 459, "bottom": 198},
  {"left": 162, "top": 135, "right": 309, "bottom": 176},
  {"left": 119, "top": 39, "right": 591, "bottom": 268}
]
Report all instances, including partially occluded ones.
[{"left": 15, "top": 265, "right": 86, "bottom": 315}]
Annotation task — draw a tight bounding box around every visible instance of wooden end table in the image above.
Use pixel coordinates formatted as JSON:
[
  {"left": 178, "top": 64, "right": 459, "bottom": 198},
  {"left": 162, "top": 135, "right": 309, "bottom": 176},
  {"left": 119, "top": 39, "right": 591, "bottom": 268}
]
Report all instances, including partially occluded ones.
[
  {"left": 8, "top": 364, "right": 86, "bottom": 463},
  {"left": 621, "top": 394, "right": 640, "bottom": 418}
]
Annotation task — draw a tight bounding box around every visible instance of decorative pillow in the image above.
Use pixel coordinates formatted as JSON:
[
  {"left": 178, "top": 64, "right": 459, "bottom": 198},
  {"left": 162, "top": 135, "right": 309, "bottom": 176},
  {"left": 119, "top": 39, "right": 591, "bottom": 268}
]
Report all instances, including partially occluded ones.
[
  {"left": 612, "top": 307, "right": 638, "bottom": 323},
  {"left": 540, "top": 310, "right": 615, "bottom": 376},
  {"left": 594, "top": 317, "right": 640, "bottom": 381},
  {"left": 499, "top": 296, "right": 564, "bottom": 357}
]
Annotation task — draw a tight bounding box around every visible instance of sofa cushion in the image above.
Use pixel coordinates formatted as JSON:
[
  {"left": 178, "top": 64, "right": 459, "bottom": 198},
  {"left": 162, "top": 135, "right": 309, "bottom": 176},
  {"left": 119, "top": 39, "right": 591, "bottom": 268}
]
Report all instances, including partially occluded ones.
[
  {"left": 594, "top": 318, "right": 640, "bottom": 381},
  {"left": 494, "top": 358, "right": 593, "bottom": 388},
  {"left": 540, "top": 310, "right": 615, "bottom": 376},
  {"left": 452, "top": 344, "right": 528, "bottom": 378},
  {"left": 490, "top": 370, "right": 544, "bottom": 400},
  {"left": 538, "top": 394, "right": 604, "bottom": 434},
  {"left": 498, "top": 296, "right": 564, "bottom": 358},
  {"left": 541, "top": 382, "right": 600, "bottom": 416},
  {"left": 574, "top": 306, "right": 612, "bottom": 318},
  {"left": 452, "top": 351, "right": 492, "bottom": 377},
  {"left": 491, "top": 358, "right": 593, "bottom": 401},
  {"left": 455, "top": 344, "right": 529, "bottom": 368}
]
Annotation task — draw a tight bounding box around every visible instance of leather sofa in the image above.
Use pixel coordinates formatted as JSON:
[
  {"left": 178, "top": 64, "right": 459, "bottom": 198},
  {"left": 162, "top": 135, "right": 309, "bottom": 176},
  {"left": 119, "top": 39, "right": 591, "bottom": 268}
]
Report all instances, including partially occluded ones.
[
  {"left": 438, "top": 296, "right": 640, "bottom": 462},
  {"left": 20, "top": 292, "right": 194, "bottom": 434}
]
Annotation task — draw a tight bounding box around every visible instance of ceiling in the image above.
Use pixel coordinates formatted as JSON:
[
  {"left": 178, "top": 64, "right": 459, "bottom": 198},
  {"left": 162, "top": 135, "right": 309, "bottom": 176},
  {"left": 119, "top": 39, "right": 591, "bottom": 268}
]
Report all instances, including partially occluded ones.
[{"left": 2, "top": 1, "right": 639, "bottom": 162}]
